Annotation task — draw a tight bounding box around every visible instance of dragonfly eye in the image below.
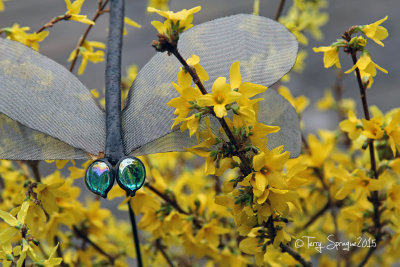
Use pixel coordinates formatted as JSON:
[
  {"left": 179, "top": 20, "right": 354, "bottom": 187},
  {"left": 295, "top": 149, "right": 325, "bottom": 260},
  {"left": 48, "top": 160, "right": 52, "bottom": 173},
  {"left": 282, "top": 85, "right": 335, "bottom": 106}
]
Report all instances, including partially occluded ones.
[
  {"left": 85, "top": 159, "right": 114, "bottom": 198},
  {"left": 116, "top": 157, "right": 146, "bottom": 197}
]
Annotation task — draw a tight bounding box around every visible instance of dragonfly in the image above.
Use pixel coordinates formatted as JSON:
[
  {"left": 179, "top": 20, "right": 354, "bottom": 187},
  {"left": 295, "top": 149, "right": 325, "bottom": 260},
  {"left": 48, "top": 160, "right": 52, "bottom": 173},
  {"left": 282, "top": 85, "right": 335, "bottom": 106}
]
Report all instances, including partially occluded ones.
[{"left": 0, "top": 2, "right": 301, "bottom": 199}]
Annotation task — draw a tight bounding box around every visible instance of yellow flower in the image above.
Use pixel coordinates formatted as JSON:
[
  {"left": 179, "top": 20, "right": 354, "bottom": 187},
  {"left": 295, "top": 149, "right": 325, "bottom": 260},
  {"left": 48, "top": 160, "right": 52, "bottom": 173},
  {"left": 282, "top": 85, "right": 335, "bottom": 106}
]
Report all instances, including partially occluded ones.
[
  {"left": 197, "top": 77, "right": 242, "bottom": 118},
  {"left": 5, "top": 24, "right": 49, "bottom": 51},
  {"left": 362, "top": 116, "right": 384, "bottom": 139},
  {"left": 0, "top": 0, "right": 4, "bottom": 11},
  {"left": 65, "top": 0, "right": 95, "bottom": 25},
  {"left": 339, "top": 110, "right": 362, "bottom": 140},
  {"left": 176, "top": 55, "right": 209, "bottom": 88},
  {"left": 39, "top": 243, "right": 63, "bottom": 266},
  {"left": 123, "top": 17, "right": 141, "bottom": 35},
  {"left": 307, "top": 132, "right": 334, "bottom": 167},
  {"left": 278, "top": 86, "right": 309, "bottom": 114},
  {"left": 0, "top": 201, "right": 29, "bottom": 244},
  {"left": 313, "top": 46, "right": 341, "bottom": 68},
  {"left": 230, "top": 61, "right": 267, "bottom": 102},
  {"left": 361, "top": 16, "right": 389, "bottom": 47},
  {"left": 335, "top": 169, "right": 385, "bottom": 200},
  {"left": 147, "top": 0, "right": 169, "bottom": 11},
  {"left": 384, "top": 109, "right": 400, "bottom": 155},
  {"left": 316, "top": 89, "right": 335, "bottom": 110},
  {"left": 344, "top": 54, "right": 388, "bottom": 81},
  {"left": 68, "top": 40, "right": 106, "bottom": 75},
  {"left": 148, "top": 6, "right": 201, "bottom": 33}
]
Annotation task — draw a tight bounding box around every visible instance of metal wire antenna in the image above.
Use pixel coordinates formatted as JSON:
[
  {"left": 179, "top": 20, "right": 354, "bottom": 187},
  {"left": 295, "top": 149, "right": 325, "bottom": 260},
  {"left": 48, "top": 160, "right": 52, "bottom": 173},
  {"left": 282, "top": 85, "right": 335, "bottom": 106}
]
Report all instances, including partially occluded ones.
[{"left": 106, "top": 0, "right": 143, "bottom": 265}]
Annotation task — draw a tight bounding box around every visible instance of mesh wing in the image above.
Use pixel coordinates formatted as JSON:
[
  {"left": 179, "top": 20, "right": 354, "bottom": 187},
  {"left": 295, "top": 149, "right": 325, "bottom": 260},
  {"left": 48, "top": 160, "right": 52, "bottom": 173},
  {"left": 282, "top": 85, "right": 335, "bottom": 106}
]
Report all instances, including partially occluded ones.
[
  {"left": 0, "top": 38, "right": 105, "bottom": 159},
  {"left": 123, "top": 14, "right": 301, "bottom": 157}
]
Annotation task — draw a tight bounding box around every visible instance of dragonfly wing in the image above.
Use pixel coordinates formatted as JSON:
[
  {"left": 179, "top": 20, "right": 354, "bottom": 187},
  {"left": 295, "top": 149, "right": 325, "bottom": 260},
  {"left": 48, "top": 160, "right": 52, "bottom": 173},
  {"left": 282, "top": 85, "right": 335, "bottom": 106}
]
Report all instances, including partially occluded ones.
[
  {"left": 123, "top": 14, "right": 301, "bottom": 157},
  {"left": 0, "top": 38, "right": 105, "bottom": 159}
]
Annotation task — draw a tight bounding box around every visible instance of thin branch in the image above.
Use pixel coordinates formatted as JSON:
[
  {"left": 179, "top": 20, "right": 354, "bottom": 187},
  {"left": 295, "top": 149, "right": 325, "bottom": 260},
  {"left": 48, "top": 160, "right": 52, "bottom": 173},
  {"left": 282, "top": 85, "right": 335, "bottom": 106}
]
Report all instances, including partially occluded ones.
[
  {"left": 274, "top": 0, "right": 286, "bottom": 21},
  {"left": 69, "top": 0, "right": 110, "bottom": 72},
  {"left": 73, "top": 226, "right": 115, "bottom": 264},
  {"left": 280, "top": 243, "right": 312, "bottom": 267},
  {"left": 54, "top": 236, "right": 68, "bottom": 267},
  {"left": 36, "top": 15, "right": 71, "bottom": 33},
  {"left": 145, "top": 183, "right": 188, "bottom": 215},
  {"left": 349, "top": 50, "right": 382, "bottom": 267},
  {"left": 25, "top": 160, "right": 41, "bottom": 182},
  {"left": 155, "top": 239, "right": 174, "bottom": 267}
]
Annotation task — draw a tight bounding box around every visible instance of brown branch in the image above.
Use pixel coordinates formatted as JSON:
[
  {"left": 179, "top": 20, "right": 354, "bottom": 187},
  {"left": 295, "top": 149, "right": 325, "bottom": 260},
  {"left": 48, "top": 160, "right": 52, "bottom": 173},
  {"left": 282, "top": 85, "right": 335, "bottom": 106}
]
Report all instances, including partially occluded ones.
[
  {"left": 274, "top": 0, "right": 286, "bottom": 21},
  {"left": 36, "top": 15, "right": 71, "bottom": 33},
  {"left": 24, "top": 160, "right": 41, "bottom": 182},
  {"left": 69, "top": 0, "right": 110, "bottom": 72},
  {"left": 171, "top": 49, "right": 252, "bottom": 176},
  {"left": 73, "top": 226, "right": 116, "bottom": 264},
  {"left": 300, "top": 201, "right": 329, "bottom": 231},
  {"left": 280, "top": 243, "right": 312, "bottom": 267}
]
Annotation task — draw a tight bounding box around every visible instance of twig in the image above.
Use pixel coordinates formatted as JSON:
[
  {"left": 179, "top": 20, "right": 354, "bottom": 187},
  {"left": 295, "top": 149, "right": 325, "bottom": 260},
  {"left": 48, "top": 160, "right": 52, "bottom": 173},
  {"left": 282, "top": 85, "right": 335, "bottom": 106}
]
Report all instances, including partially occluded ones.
[
  {"left": 36, "top": 15, "right": 71, "bottom": 33},
  {"left": 155, "top": 239, "right": 174, "bottom": 267},
  {"left": 280, "top": 243, "right": 312, "bottom": 267},
  {"left": 69, "top": 0, "right": 110, "bottom": 72},
  {"left": 73, "top": 226, "right": 115, "bottom": 264},
  {"left": 300, "top": 201, "right": 329, "bottom": 231},
  {"left": 24, "top": 160, "right": 41, "bottom": 182},
  {"left": 274, "top": 0, "right": 286, "bottom": 21}
]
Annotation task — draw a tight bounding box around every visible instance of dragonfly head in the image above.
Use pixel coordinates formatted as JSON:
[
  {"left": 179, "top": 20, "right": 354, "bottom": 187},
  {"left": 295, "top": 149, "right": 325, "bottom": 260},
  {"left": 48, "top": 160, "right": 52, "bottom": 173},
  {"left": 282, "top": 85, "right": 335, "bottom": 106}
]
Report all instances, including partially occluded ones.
[{"left": 85, "top": 156, "right": 146, "bottom": 198}]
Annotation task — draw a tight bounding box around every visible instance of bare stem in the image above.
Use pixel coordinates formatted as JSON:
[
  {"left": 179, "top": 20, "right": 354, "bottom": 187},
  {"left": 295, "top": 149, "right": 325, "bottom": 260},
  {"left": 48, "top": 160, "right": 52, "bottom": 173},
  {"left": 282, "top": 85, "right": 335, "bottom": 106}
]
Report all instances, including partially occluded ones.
[
  {"left": 274, "top": 0, "right": 286, "bottom": 21},
  {"left": 155, "top": 239, "right": 174, "bottom": 267},
  {"left": 73, "top": 226, "right": 115, "bottom": 264},
  {"left": 69, "top": 0, "right": 110, "bottom": 72},
  {"left": 350, "top": 51, "right": 382, "bottom": 267},
  {"left": 280, "top": 243, "right": 312, "bottom": 267}
]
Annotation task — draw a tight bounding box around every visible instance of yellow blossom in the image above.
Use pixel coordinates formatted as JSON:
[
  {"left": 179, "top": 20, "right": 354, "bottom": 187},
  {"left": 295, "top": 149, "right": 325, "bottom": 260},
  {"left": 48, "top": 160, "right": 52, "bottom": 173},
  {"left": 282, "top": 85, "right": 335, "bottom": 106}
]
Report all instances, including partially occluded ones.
[
  {"left": 177, "top": 55, "right": 209, "bottom": 86},
  {"left": 316, "top": 89, "right": 335, "bottom": 110},
  {"left": 68, "top": 40, "right": 106, "bottom": 75},
  {"left": 197, "top": 77, "right": 242, "bottom": 118},
  {"left": 362, "top": 116, "right": 384, "bottom": 139},
  {"left": 335, "top": 169, "right": 385, "bottom": 200},
  {"left": 230, "top": 61, "right": 267, "bottom": 104},
  {"left": 4, "top": 24, "right": 49, "bottom": 51},
  {"left": 339, "top": 110, "right": 363, "bottom": 140},
  {"left": 148, "top": 6, "right": 201, "bottom": 33},
  {"left": 147, "top": 0, "right": 169, "bottom": 11},
  {"left": 0, "top": 0, "right": 4, "bottom": 11},
  {"left": 344, "top": 54, "right": 388, "bottom": 86},
  {"left": 361, "top": 16, "right": 389, "bottom": 47},
  {"left": 123, "top": 17, "right": 141, "bottom": 35},
  {"left": 65, "top": 0, "right": 95, "bottom": 25},
  {"left": 313, "top": 45, "right": 341, "bottom": 68},
  {"left": 384, "top": 109, "right": 400, "bottom": 155}
]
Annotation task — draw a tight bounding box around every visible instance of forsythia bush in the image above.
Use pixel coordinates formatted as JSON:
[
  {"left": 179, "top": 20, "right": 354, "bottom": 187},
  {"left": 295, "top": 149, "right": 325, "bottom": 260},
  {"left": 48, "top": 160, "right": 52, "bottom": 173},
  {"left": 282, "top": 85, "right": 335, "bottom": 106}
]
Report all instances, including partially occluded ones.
[{"left": 1, "top": 0, "right": 399, "bottom": 266}]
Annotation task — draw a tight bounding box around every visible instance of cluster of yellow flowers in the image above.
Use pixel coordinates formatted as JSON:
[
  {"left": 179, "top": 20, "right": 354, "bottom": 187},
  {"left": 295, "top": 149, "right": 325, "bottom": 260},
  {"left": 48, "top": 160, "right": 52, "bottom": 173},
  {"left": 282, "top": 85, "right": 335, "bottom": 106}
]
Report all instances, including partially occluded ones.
[{"left": 314, "top": 16, "right": 388, "bottom": 88}]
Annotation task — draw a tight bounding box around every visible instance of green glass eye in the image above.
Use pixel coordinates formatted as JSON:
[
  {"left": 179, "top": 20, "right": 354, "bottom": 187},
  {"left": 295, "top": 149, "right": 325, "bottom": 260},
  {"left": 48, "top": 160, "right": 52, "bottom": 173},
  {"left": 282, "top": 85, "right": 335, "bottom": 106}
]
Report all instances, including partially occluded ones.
[
  {"left": 85, "top": 160, "right": 114, "bottom": 198},
  {"left": 116, "top": 157, "right": 146, "bottom": 196}
]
